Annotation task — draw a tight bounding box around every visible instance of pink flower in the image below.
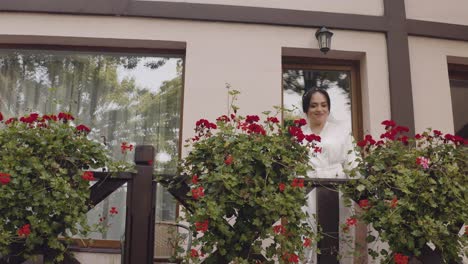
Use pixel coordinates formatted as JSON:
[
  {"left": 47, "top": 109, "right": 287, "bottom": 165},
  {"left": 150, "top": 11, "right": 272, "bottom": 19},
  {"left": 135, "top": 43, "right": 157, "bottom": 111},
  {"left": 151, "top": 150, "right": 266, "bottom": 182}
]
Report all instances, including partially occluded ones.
[{"left": 416, "top": 156, "right": 430, "bottom": 169}]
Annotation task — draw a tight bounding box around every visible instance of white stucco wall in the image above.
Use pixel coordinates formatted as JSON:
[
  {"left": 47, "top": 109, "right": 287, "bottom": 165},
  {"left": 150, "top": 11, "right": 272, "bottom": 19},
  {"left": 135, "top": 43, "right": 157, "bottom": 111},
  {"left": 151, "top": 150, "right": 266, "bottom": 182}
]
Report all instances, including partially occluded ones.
[
  {"left": 73, "top": 252, "right": 120, "bottom": 264},
  {"left": 405, "top": 0, "right": 468, "bottom": 26},
  {"left": 144, "top": 0, "right": 384, "bottom": 16},
  {"left": 408, "top": 36, "right": 468, "bottom": 133},
  {"left": 0, "top": 12, "right": 390, "bottom": 146}
]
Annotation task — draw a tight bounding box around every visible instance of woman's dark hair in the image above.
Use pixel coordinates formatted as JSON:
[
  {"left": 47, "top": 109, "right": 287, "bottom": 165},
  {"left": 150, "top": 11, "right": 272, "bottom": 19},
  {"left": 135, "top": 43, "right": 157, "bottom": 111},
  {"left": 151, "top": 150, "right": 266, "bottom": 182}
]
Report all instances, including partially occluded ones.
[{"left": 302, "top": 88, "right": 331, "bottom": 113}]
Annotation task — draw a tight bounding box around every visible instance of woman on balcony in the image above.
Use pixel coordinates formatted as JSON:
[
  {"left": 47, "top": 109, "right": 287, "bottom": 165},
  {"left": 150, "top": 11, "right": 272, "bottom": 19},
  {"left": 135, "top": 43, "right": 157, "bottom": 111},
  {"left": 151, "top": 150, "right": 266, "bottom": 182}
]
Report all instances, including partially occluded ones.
[{"left": 301, "top": 88, "right": 359, "bottom": 264}]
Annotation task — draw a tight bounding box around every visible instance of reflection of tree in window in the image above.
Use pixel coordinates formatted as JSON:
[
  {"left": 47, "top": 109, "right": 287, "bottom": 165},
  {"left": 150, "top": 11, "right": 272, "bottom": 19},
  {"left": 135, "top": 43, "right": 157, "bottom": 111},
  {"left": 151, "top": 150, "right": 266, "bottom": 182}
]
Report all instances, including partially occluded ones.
[
  {"left": 0, "top": 50, "right": 182, "bottom": 239},
  {"left": 283, "top": 69, "right": 352, "bottom": 127}
]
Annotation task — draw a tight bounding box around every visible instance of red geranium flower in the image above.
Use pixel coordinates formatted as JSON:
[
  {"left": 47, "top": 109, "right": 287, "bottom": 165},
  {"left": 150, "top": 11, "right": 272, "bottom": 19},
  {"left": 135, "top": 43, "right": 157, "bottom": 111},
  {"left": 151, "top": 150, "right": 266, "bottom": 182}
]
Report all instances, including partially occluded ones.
[
  {"left": 192, "top": 186, "right": 205, "bottom": 200},
  {"left": 190, "top": 249, "right": 199, "bottom": 258},
  {"left": 216, "top": 115, "right": 230, "bottom": 122},
  {"left": 394, "top": 253, "right": 409, "bottom": 264},
  {"left": 357, "top": 140, "right": 367, "bottom": 147},
  {"left": 192, "top": 175, "right": 199, "bottom": 185},
  {"left": 288, "top": 253, "right": 299, "bottom": 263},
  {"left": 224, "top": 154, "right": 234, "bottom": 165},
  {"left": 245, "top": 115, "right": 260, "bottom": 124},
  {"left": 110, "top": 207, "right": 118, "bottom": 215},
  {"left": 0, "top": 112, "right": 3, "bottom": 122},
  {"left": 195, "top": 219, "right": 209, "bottom": 232},
  {"left": 266, "top": 117, "right": 280, "bottom": 123},
  {"left": 346, "top": 217, "right": 357, "bottom": 227},
  {"left": 121, "top": 142, "right": 134, "bottom": 153},
  {"left": 247, "top": 123, "right": 266, "bottom": 135},
  {"left": 81, "top": 171, "right": 96, "bottom": 181},
  {"left": 0, "top": 172, "right": 11, "bottom": 185},
  {"left": 76, "top": 124, "right": 91, "bottom": 133},
  {"left": 381, "top": 120, "right": 396, "bottom": 128},
  {"left": 291, "top": 178, "right": 304, "bottom": 188},
  {"left": 305, "top": 133, "right": 321, "bottom": 143},
  {"left": 278, "top": 182, "right": 286, "bottom": 192},
  {"left": 58, "top": 112, "right": 74, "bottom": 121},
  {"left": 5, "top": 117, "right": 17, "bottom": 125},
  {"left": 17, "top": 224, "right": 31, "bottom": 237},
  {"left": 294, "top": 118, "right": 307, "bottom": 127},
  {"left": 273, "top": 224, "right": 286, "bottom": 235},
  {"left": 303, "top": 237, "right": 311, "bottom": 247},
  {"left": 390, "top": 196, "right": 398, "bottom": 208},
  {"left": 358, "top": 199, "right": 370, "bottom": 210}
]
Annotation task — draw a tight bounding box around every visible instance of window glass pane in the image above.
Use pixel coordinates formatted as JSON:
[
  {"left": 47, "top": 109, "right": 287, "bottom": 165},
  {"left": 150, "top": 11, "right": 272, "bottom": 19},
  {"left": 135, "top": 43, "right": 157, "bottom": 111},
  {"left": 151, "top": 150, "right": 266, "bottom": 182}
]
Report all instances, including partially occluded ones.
[
  {"left": 0, "top": 49, "right": 182, "bottom": 240},
  {"left": 449, "top": 80, "right": 468, "bottom": 138},
  {"left": 283, "top": 69, "right": 352, "bottom": 129}
]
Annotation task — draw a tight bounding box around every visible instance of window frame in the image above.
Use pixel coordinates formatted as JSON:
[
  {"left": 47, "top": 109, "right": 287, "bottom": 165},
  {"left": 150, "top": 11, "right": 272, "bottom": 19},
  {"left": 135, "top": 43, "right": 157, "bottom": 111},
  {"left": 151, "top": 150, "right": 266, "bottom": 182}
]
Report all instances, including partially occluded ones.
[{"left": 282, "top": 57, "right": 363, "bottom": 140}]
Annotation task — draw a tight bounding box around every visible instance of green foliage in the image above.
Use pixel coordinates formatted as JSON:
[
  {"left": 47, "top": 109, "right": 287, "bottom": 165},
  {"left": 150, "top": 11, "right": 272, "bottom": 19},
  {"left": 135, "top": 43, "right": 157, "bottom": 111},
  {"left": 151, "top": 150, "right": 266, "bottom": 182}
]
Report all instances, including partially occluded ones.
[
  {"left": 0, "top": 113, "right": 110, "bottom": 263},
  {"left": 173, "top": 90, "right": 320, "bottom": 263},
  {"left": 342, "top": 122, "right": 468, "bottom": 263}
]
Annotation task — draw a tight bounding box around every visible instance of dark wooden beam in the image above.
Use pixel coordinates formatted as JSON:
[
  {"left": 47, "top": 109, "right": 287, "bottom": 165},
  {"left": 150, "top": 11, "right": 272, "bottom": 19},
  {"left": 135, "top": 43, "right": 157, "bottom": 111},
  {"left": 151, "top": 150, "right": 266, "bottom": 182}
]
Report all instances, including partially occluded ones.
[
  {"left": 0, "top": 1, "right": 387, "bottom": 33},
  {"left": 89, "top": 172, "right": 132, "bottom": 207},
  {"left": 384, "top": 0, "right": 415, "bottom": 134},
  {"left": 407, "top": 20, "right": 468, "bottom": 41},
  {"left": 127, "top": 1, "right": 388, "bottom": 32}
]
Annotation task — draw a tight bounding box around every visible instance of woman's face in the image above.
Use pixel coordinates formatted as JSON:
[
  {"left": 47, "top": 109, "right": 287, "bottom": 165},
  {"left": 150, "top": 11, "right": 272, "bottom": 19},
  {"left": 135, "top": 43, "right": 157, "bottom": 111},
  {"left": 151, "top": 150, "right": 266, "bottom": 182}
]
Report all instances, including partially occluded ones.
[{"left": 307, "top": 92, "right": 329, "bottom": 126}]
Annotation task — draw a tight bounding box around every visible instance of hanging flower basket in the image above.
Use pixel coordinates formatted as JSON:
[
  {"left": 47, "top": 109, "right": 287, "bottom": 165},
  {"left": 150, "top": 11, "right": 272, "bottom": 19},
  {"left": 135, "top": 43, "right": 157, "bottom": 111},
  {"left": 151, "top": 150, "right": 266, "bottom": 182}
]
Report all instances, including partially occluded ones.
[{"left": 342, "top": 120, "right": 467, "bottom": 264}]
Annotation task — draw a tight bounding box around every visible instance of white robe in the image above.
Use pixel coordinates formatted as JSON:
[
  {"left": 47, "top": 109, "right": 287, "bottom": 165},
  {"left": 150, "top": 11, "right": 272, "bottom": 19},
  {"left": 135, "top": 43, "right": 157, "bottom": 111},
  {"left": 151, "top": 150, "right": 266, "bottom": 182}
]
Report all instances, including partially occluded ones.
[{"left": 302, "top": 120, "right": 358, "bottom": 264}]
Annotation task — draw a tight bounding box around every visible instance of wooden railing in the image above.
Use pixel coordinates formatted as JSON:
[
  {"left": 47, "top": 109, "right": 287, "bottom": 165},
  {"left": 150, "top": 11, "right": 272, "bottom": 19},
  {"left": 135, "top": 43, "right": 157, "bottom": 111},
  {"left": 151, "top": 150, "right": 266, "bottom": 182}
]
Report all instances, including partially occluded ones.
[{"left": 88, "top": 145, "right": 156, "bottom": 264}]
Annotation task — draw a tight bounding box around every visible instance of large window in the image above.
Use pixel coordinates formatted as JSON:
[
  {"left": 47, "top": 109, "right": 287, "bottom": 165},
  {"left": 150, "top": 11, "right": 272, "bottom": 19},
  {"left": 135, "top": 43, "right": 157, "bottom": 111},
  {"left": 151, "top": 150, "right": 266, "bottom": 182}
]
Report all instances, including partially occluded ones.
[{"left": 0, "top": 48, "right": 183, "bottom": 242}]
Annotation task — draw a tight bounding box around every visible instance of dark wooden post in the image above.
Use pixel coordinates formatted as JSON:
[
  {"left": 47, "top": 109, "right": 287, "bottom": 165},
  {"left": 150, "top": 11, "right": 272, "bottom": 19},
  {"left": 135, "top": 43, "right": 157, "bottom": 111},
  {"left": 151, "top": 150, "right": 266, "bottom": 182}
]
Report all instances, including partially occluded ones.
[
  {"left": 123, "top": 145, "right": 155, "bottom": 264},
  {"left": 316, "top": 187, "right": 340, "bottom": 264}
]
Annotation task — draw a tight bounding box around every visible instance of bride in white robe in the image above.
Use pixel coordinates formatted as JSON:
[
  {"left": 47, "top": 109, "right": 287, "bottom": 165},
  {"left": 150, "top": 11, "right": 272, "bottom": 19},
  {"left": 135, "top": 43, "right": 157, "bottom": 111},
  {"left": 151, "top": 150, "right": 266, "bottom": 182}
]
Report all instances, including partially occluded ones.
[{"left": 300, "top": 88, "right": 359, "bottom": 264}]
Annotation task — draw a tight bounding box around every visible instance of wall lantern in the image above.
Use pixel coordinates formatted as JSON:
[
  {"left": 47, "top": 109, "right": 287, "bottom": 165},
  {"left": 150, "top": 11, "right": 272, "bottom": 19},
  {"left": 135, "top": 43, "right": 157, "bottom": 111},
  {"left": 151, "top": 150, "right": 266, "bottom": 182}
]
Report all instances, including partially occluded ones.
[{"left": 315, "top": 26, "right": 334, "bottom": 54}]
